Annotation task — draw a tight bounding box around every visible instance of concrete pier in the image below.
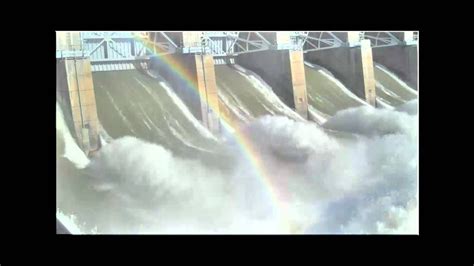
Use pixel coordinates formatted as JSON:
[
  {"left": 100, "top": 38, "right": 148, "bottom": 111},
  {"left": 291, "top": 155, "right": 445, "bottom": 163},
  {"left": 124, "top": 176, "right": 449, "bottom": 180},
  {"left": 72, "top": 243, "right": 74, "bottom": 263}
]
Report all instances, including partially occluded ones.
[
  {"left": 305, "top": 36, "right": 376, "bottom": 106},
  {"left": 56, "top": 58, "right": 100, "bottom": 153},
  {"left": 195, "top": 54, "right": 220, "bottom": 133},
  {"left": 289, "top": 50, "right": 308, "bottom": 117},
  {"left": 371, "top": 32, "right": 418, "bottom": 90}
]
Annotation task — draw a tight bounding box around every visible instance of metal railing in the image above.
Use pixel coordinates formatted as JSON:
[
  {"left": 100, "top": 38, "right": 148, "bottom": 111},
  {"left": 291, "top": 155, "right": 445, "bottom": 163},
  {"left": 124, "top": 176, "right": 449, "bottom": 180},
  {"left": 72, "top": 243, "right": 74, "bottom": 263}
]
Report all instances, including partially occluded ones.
[{"left": 59, "top": 31, "right": 354, "bottom": 59}]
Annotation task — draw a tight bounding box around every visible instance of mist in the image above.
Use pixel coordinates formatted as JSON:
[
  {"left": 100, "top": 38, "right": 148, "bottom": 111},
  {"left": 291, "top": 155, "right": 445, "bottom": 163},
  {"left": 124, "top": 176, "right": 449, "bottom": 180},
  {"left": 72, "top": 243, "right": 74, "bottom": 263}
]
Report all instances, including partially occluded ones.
[{"left": 57, "top": 99, "right": 418, "bottom": 234}]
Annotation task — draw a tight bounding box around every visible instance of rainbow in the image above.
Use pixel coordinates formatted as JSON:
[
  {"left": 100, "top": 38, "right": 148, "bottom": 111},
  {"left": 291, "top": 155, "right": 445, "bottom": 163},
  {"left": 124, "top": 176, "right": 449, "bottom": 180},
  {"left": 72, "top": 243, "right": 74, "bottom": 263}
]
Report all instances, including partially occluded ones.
[{"left": 133, "top": 33, "right": 296, "bottom": 233}]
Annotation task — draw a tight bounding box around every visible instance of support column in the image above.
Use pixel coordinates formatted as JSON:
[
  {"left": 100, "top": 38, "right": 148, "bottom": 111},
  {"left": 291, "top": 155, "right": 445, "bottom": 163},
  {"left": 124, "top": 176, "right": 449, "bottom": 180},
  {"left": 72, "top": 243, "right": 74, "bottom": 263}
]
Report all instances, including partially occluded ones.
[
  {"left": 195, "top": 54, "right": 220, "bottom": 133},
  {"left": 289, "top": 50, "right": 309, "bottom": 117},
  {"left": 304, "top": 34, "right": 376, "bottom": 106},
  {"left": 57, "top": 58, "right": 100, "bottom": 153},
  {"left": 361, "top": 40, "right": 376, "bottom": 106}
]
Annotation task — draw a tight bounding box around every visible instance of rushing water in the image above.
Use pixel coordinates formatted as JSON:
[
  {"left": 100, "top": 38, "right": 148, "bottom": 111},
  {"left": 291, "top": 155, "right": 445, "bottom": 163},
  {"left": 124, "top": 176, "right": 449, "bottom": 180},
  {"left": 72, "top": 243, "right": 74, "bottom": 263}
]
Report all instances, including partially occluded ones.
[{"left": 57, "top": 64, "right": 418, "bottom": 234}]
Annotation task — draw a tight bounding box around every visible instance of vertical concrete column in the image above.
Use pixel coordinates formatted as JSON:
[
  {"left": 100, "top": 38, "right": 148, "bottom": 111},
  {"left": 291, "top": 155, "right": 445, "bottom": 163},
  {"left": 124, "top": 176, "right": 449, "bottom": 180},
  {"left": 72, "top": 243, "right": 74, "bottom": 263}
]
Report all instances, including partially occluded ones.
[
  {"left": 289, "top": 50, "right": 308, "bottom": 118},
  {"left": 360, "top": 40, "right": 376, "bottom": 106},
  {"left": 194, "top": 54, "right": 220, "bottom": 134},
  {"left": 63, "top": 58, "right": 100, "bottom": 153}
]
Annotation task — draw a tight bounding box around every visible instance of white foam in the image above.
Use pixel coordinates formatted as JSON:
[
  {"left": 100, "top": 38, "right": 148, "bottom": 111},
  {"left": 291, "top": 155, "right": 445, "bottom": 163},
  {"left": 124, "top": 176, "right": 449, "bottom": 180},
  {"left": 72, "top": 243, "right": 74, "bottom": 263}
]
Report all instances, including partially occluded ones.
[
  {"left": 65, "top": 103, "right": 418, "bottom": 234},
  {"left": 57, "top": 209, "right": 85, "bottom": 234},
  {"left": 98, "top": 123, "right": 113, "bottom": 144},
  {"left": 375, "top": 199, "right": 418, "bottom": 234},
  {"left": 323, "top": 105, "right": 417, "bottom": 137},
  {"left": 396, "top": 99, "right": 418, "bottom": 115}
]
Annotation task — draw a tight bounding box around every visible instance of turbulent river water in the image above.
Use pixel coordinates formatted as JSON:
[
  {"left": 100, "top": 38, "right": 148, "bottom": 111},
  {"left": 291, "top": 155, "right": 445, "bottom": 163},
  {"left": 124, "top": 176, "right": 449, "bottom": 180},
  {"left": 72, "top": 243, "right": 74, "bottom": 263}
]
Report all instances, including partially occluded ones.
[{"left": 57, "top": 63, "right": 418, "bottom": 234}]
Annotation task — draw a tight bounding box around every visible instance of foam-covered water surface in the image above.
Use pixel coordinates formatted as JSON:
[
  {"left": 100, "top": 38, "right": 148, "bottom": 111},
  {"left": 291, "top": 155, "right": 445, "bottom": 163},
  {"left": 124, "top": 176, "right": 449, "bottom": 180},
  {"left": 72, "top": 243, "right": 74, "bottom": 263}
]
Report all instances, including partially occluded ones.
[{"left": 57, "top": 97, "right": 418, "bottom": 234}]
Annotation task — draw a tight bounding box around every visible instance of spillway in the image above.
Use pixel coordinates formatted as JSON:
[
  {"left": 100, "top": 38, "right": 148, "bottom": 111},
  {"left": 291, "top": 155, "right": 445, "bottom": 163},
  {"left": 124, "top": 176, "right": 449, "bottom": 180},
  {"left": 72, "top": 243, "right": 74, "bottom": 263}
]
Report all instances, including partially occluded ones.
[
  {"left": 304, "top": 61, "right": 418, "bottom": 116},
  {"left": 93, "top": 70, "right": 220, "bottom": 157},
  {"left": 215, "top": 64, "right": 304, "bottom": 123},
  {"left": 56, "top": 70, "right": 236, "bottom": 234},
  {"left": 304, "top": 62, "right": 367, "bottom": 122},
  {"left": 374, "top": 63, "right": 418, "bottom": 107}
]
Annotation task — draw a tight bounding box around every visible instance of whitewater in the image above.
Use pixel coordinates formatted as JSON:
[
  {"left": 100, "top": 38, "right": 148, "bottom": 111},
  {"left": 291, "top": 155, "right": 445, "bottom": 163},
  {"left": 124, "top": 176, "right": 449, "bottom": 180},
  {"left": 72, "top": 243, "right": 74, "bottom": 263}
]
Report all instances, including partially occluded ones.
[{"left": 57, "top": 64, "right": 418, "bottom": 234}]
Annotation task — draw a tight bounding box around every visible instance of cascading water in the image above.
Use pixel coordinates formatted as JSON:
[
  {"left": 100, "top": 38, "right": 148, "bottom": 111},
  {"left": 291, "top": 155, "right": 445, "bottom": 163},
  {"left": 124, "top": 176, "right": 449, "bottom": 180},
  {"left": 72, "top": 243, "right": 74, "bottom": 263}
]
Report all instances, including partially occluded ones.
[{"left": 57, "top": 63, "right": 418, "bottom": 234}]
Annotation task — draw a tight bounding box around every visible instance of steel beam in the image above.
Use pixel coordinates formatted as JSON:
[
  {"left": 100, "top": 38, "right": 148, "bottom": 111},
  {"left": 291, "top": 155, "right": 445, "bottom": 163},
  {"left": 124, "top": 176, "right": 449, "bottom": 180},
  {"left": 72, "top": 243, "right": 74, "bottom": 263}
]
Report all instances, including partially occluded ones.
[
  {"left": 299, "top": 32, "right": 343, "bottom": 53},
  {"left": 361, "top": 32, "right": 411, "bottom": 48},
  {"left": 254, "top": 32, "right": 273, "bottom": 46},
  {"left": 158, "top": 32, "right": 178, "bottom": 48}
]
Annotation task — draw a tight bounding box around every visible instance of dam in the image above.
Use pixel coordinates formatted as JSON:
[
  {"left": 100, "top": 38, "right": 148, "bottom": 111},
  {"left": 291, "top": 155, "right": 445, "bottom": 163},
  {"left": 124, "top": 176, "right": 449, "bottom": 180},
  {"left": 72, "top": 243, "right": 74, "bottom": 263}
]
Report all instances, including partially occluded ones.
[{"left": 56, "top": 31, "right": 419, "bottom": 234}]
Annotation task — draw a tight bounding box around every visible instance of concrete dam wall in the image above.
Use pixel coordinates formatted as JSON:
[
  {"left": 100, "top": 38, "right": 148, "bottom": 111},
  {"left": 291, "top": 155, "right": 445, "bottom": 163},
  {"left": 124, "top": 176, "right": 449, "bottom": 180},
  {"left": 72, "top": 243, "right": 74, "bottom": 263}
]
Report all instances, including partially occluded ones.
[{"left": 372, "top": 45, "right": 418, "bottom": 90}]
